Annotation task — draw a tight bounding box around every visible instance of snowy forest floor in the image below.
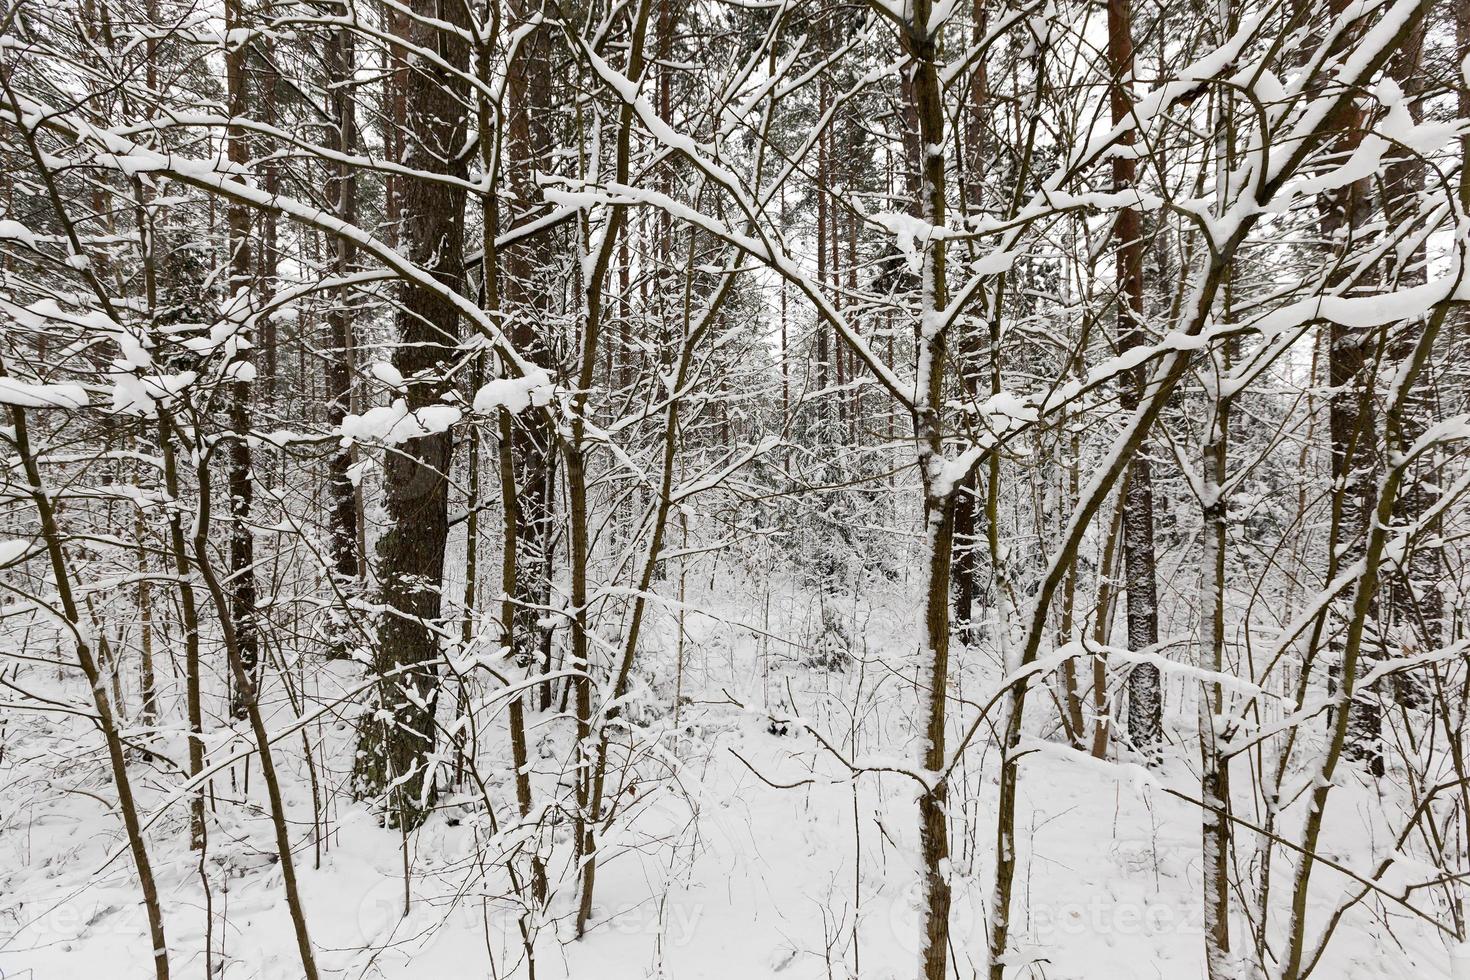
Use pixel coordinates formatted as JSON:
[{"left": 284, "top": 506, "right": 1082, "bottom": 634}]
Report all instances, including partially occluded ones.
[{"left": 0, "top": 558, "right": 1456, "bottom": 980}]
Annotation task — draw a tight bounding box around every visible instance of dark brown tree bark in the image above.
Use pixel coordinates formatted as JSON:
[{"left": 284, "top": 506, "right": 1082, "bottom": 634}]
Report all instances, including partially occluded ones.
[
  {"left": 257, "top": 45, "right": 280, "bottom": 408},
  {"left": 1310, "top": 0, "right": 1383, "bottom": 774},
  {"left": 189, "top": 426, "right": 321, "bottom": 980},
  {"left": 224, "top": 0, "right": 259, "bottom": 721},
  {"left": 503, "top": 0, "right": 558, "bottom": 706},
  {"left": 324, "top": 23, "right": 360, "bottom": 655},
  {"left": 158, "top": 414, "right": 207, "bottom": 849},
  {"left": 1461, "top": 0, "right": 1470, "bottom": 219},
  {"left": 352, "top": 0, "right": 470, "bottom": 828},
  {"left": 1106, "top": 0, "right": 1162, "bottom": 753},
  {"left": 901, "top": 4, "right": 956, "bottom": 977},
  {"left": 816, "top": 60, "right": 831, "bottom": 398},
  {"left": 951, "top": 0, "right": 991, "bottom": 645},
  {"left": 1383, "top": 14, "right": 1439, "bottom": 702},
  {"left": 569, "top": 1, "right": 655, "bottom": 931}
]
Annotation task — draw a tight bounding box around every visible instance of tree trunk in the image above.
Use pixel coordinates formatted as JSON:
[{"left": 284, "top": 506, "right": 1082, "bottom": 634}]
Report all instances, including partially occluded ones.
[
  {"left": 571, "top": 0, "right": 654, "bottom": 931},
  {"left": 190, "top": 427, "right": 321, "bottom": 980},
  {"left": 1312, "top": 0, "right": 1383, "bottom": 775},
  {"left": 503, "top": 0, "right": 558, "bottom": 709},
  {"left": 902, "top": 3, "right": 956, "bottom": 976},
  {"left": 1106, "top": 0, "right": 1162, "bottom": 755},
  {"left": 1201, "top": 342, "right": 1234, "bottom": 979},
  {"left": 224, "top": 0, "right": 259, "bottom": 721},
  {"left": 324, "top": 23, "right": 360, "bottom": 656},
  {"left": 159, "top": 414, "right": 207, "bottom": 850},
  {"left": 1200, "top": 17, "right": 1237, "bottom": 967},
  {"left": 5, "top": 376, "right": 173, "bottom": 980},
  {"left": 352, "top": 0, "right": 470, "bottom": 829},
  {"left": 1383, "top": 13, "right": 1437, "bottom": 707}
]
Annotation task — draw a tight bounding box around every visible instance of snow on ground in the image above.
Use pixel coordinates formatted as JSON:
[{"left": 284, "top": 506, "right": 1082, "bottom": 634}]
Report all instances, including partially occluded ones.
[{"left": 0, "top": 563, "right": 1461, "bottom": 979}]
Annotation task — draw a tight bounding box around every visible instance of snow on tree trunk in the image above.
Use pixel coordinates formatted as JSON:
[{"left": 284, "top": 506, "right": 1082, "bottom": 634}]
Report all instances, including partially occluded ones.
[{"left": 352, "top": 0, "right": 471, "bottom": 829}]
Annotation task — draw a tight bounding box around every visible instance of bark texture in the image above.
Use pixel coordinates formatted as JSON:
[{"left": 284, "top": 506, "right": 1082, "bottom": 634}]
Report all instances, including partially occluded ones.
[
  {"left": 1106, "top": 0, "right": 1162, "bottom": 753},
  {"left": 352, "top": 0, "right": 470, "bottom": 828}
]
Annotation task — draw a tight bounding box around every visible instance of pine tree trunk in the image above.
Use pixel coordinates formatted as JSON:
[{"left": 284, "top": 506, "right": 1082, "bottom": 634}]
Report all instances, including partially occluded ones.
[
  {"left": 324, "top": 24, "right": 360, "bottom": 656},
  {"left": 352, "top": 0, "right": 470, "bottom": 828},
  {"left": 224, "top": 0, "right": 259, "bottom": 721},
  {"left": 1106, "top": 0, "right": 1163, "bottom": 755},
  {"left": 1383, "top": 15, "right": 1437, "bottom": 704},
  {"left": 504, "top": 0, "right": 558, "bottom": 707},
  {"left": 1311, "top": 0, "right": 1383, "bottom": 775}
]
